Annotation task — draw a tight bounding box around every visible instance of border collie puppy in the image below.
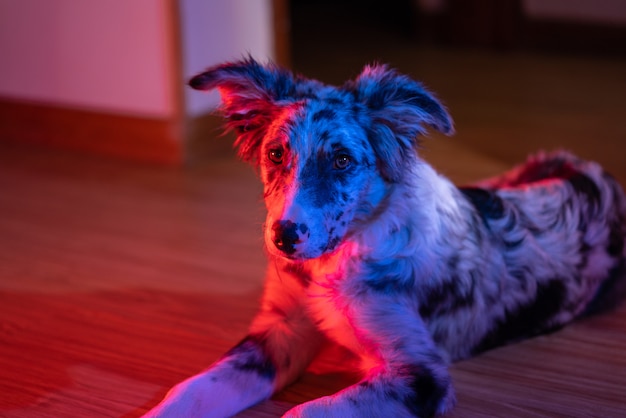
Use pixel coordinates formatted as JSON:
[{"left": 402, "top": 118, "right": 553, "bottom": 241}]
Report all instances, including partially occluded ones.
[{"left": 144, "top": 58, "right": 626, "bottom": 417}]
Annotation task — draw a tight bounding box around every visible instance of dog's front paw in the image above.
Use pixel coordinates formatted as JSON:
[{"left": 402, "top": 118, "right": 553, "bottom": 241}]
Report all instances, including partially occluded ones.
[
  {"left": 142, "top": 363, "right": 275, "bottom": 418},
  {"left": 142, "top": 378, "right": 210, "bottom": 418},
  {"left": 282, "top": 380, "right": 455, "bottom": 418},
  {"left": 282, "top": 396, "right": 336, "bottom": 418}
]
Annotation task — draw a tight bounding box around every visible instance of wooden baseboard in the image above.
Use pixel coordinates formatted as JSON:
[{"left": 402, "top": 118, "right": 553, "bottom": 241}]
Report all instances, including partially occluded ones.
[{"left": 0, "top": 99, "right": 184, "bottom": 165}]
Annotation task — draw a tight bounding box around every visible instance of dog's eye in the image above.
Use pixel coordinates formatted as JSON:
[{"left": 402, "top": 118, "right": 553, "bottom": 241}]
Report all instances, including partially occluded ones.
[
  {"left": 268, "top": 148, "right": 284, "bottom": 164},
  {"left": 333, "top": 154, "right": 351, "bottom": 170}
]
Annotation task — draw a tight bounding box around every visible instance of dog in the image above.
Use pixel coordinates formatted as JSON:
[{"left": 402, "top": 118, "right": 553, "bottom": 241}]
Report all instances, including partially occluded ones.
[{"left": 144, "top": 58, "right": 626, "bottom": 417}]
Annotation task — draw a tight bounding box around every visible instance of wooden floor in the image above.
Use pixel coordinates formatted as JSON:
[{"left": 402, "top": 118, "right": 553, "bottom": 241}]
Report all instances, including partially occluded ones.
[{"left": 2, "top": 44, "right": 626, "bottom": 418}]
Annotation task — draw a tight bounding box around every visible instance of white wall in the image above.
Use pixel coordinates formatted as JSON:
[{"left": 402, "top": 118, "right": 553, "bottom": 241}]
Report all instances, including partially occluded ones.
[
  {"left": 0, "top": 0, "right": 175, "bottom": 118},
  {"left": 179, "top": 0, "right": 275, "bottom": 117}
]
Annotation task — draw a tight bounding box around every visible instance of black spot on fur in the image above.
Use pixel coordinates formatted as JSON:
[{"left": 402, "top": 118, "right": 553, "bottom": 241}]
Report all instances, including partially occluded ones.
[
  {"left": 446, "top": 255, "right": 459, "bottom": 272},
  {"left": 403, "top": 366, "right": 448, "bottom": 418},
  {"left": 363, "top": 261, "right": 415, "bottom": 294},
  {"left": 384, "top": 388, "right": 401, "bottom": 402},
  {"left": 607, "top": 220, "right": 625, "bottom": 257},
  {"left": 358, "top": 380, "right": 373, "bottom": 390},
  {"left": 503, "top": 237, "right": 525, "bottom": 249},
  {"left": 419, "top": 276, "right": 475, "bottom": 319},
  {"left": 325, "top": 96, "right": 344, "bottom": 105},
  {"left": 584, "top": 258, "right": 626, "bottom": 315},
  {"left": 366, "top": 279, "right": 413, "bottom": 294},
  {"left": 319, "top": 130, "right": 330, "bottom": 141},
  {"left": 269, "top": 302, "right": 286, "bottom": 317},
  {"left": 464, "top": 213, "right": 484, "bottom": 246},
  {"left": 509, "top": 267, "right": 532, "bottom": 291},
  {"left": 323, "top": 236, "right": 342, "bottom": 253},
  {"left": 568, "top": 172, "right": 601, "bottom": 212},
  {"left": 284, "top": 262, "right": 311, "bottom": 287},
  {"left": 300, "top": 149, "right": 355, "bottom": 207},
  {"left": 460, "top": 187, "right": 505, "bottom": 221},
  {"left": 472, "top": 279, "right": 567, "bottom": 355},
  {"left": 229, "top": 111, "right": 261, "bottom": 134},
  {"left": 365, "top": 89, "right": 387, "bottom": 110},
  {"left": 227, "top": 334, "right": 276, "bottom": 380},
  {"left": 502, "top": 209, "right": 519, "bottom": 233},
  {"left": 577, "top": 242, "right": 592, "bottom": 270},
  {"left": 312, "top": 108, "right": 336, "bottom": 122}
]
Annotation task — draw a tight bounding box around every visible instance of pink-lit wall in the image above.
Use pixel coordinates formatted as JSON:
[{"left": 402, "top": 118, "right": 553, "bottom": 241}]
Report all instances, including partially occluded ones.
[
  {"left": 0, "top": 0, "right": 275, "bottom": 119},
  {"left": 0, "top": 0, "right": 175, "bottom": 118}
]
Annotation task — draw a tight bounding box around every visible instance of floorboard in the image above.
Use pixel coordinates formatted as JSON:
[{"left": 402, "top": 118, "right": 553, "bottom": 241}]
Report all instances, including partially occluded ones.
[{"left": 1, "top": 40, "right": 626, "bottom": 418}]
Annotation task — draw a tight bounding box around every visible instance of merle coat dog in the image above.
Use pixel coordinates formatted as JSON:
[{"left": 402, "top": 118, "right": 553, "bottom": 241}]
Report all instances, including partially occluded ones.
[{"left": 144, "top": 58, "right": 626, "bottom": 417}]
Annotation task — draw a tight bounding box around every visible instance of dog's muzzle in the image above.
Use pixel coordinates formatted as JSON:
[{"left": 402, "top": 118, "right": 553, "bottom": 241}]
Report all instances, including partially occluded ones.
[{"left": 272, "top": 220, "right": 308, "bottom": 256}]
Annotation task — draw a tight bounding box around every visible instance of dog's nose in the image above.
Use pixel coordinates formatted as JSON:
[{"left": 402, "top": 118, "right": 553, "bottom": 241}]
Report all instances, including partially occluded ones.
[{"left": 272, "top": 220, "right": 302, "bottom": 255}]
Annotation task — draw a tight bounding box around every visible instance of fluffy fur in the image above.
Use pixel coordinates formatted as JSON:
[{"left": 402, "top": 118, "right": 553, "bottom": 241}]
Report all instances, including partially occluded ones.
[{"left": 144, "top": 58, "right": 626, "bottom": 418}]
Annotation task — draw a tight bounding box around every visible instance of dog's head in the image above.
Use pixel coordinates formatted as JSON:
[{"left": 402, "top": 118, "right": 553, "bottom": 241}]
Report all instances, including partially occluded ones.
[{"left": 190, "top": 57, "right": 453, "bottom": 260}]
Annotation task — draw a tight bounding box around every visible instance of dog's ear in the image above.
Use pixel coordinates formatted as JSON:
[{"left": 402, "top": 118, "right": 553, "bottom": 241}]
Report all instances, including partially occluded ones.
[
  {"left": 189, "top": 57, "right": 299, "bottom": 164},
  {"left": 347, "top": 65, "right": 454, "bottom": 181}
]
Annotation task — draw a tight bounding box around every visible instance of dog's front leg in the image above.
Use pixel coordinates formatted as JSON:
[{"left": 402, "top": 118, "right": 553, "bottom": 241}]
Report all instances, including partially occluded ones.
[
  {"left": 144, "top": 263, "right": 323, "bottom": 418},
  {"left": 284, "top": 293, "right": 455, "bottom": 418},
  {"left": 142, "top": 334, "right": 277, "bottom": 418}
]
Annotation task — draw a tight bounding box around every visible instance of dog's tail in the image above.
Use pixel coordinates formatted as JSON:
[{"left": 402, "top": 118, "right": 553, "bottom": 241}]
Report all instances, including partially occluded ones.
[
  {"left": 584, "top": 173, "right": 626, "bottom": 315},
  {"left": 552, "top": 152, "right": 626, "bottom": 316},
  {"left": 475, "top": 150, "right": 597, "bottom": 188},
  {"left": 479, "top": 151, "right": 626, "bottom": 315}
]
